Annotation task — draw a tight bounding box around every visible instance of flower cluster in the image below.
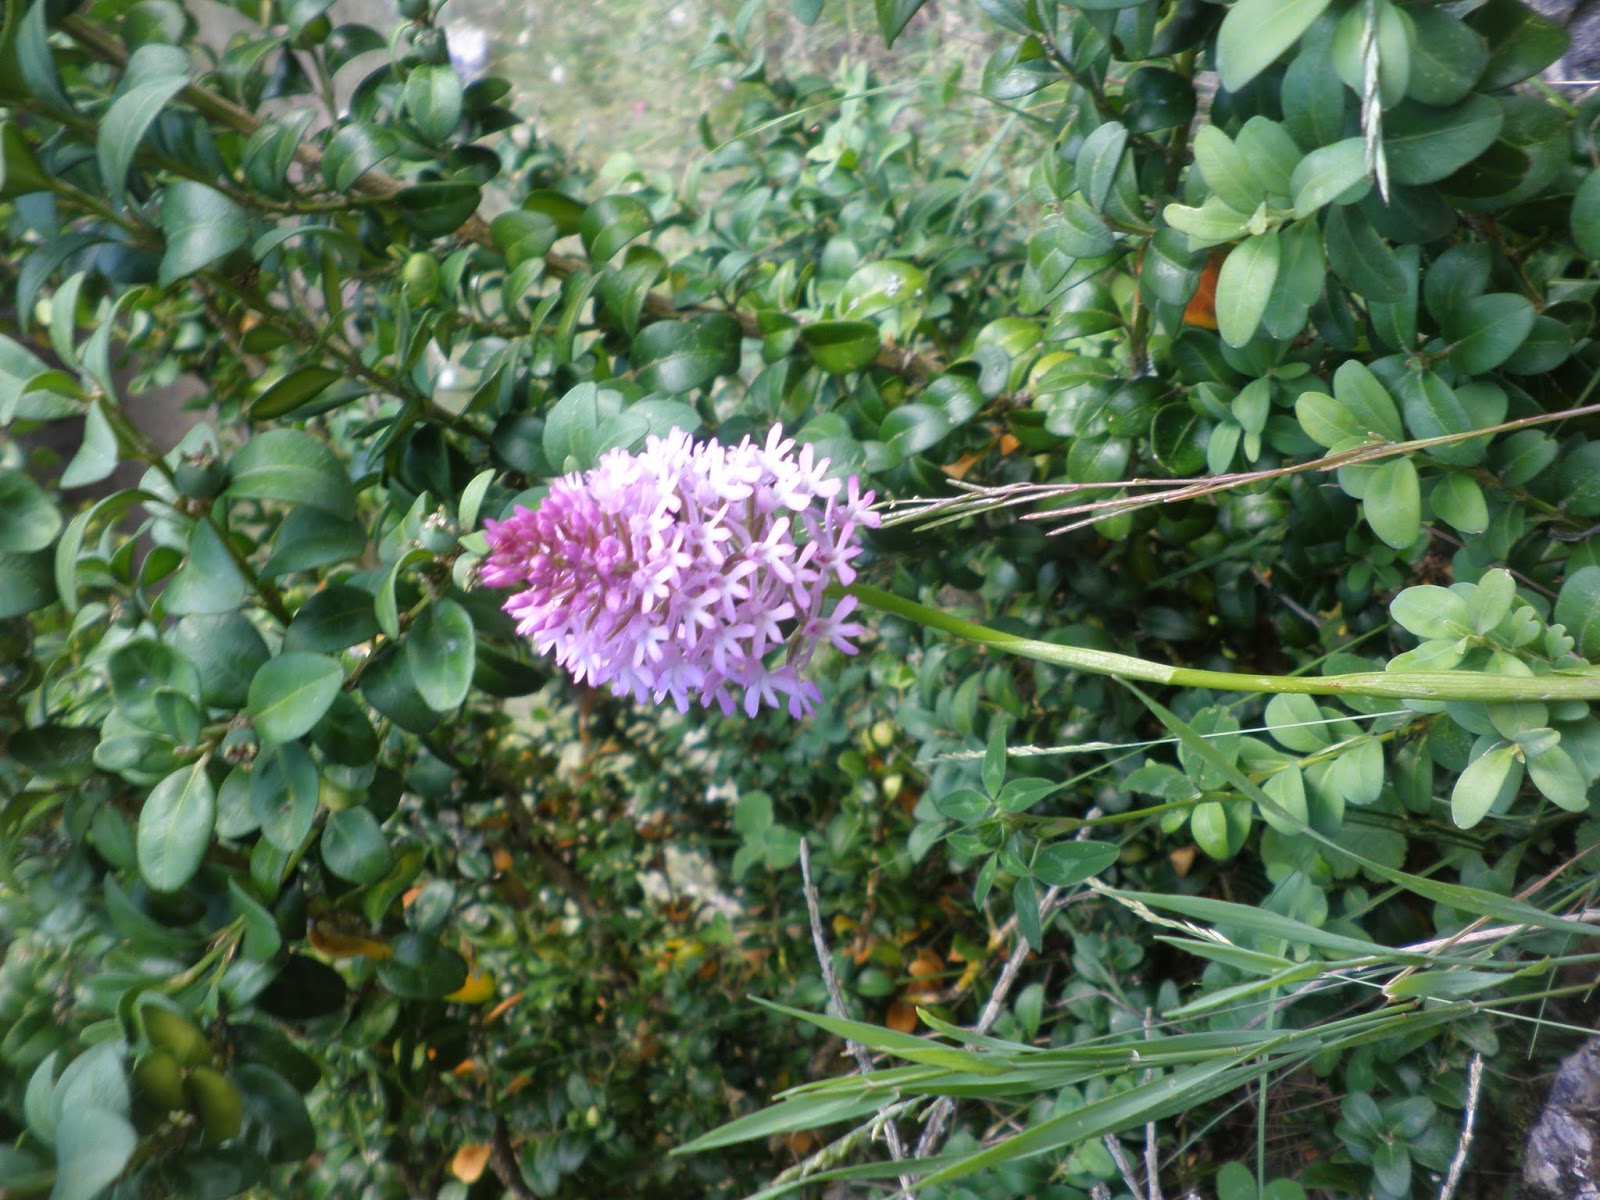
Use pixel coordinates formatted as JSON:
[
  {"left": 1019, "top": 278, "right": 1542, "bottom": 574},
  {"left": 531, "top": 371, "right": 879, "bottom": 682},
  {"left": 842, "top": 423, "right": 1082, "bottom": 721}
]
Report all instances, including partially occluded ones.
[{"left": 482, "top": 428, "right": 878, "bottom": 717}]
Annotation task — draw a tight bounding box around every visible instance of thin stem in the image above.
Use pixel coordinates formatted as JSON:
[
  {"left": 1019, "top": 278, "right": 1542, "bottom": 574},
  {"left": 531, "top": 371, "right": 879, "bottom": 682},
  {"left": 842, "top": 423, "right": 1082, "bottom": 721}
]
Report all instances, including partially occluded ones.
[
  {"left": 847, "top": 583, "right": 1600, "bottom": 701},
  {"left": 797, "top": 839, "right": 912, "bottom": 1190}
]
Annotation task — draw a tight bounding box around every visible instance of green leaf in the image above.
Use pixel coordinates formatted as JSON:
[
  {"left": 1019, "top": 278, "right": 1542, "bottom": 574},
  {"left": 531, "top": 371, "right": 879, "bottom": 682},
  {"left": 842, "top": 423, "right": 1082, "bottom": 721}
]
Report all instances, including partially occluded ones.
[
  {"left": 49, "top": 1106, "right": 136, "bottom": 1200},
  {"left": 404, "top": 62, "right": 463, "bottom": 143},
  {"left": 137, "top": 763, "right": 216, "bottom": 892},
  {"left": 1324, "top": 205, "right": 1406, "bottom": 303},
  {"left": 1384, "top": 96, "right": 1503, "bottom": 186},
  {"left": 1265, "top": 694, "right": 1331, "bottom": 754},
  {"left": 1429, "top": 475, "right": 1488, "bottom": 535},
  {"left": 226, "top": 429, "right": 356, "bottom": 520},
  {"left": 982, "top": 36, "right": 1055, "bottom": 105},
  {"left": 1191, "top": 800, "right": 1247, "bottom": 860},
  {"left": 1363, "top": 457, "right": 1421, "bottom": 549},
  {"left": 169, "top": 614, "right": 268, "bottom": 710},
  {"left": 1290, "top": 138, "right": 1370, "bottom": 218},
  {"left": 159, "top": 181, "right": 249, "bottom": 286},
  {"left": 1031, "top": 840, "right": 1118, "bottom": 887},
  {"left": 406, "top": 599, "right": 475, "bottom": 711},
  {"left": 934, "top": 788, "right": 989, "bottom": 822},
  {"left": 321, "top": 807, "right": 393, "bottom": 884},
  {"left": 491, "top": 210, "right": 558, "bottom": 269},
  {"left": 0, "top": 468, "right": 60, "bottom": 551},
  {"left": 248, "top": 365, "right": 343, "bottom": 421},
  {"left": 248, "top": 653, "right": 344, "bottom": 744},
  {"left": 1573, "top": 171, "right": 1600, "bottom": 259},
  {"left": 879, "top": 404, "right": 952, "bottom": 457},
  {"left": 994, "top": 777, "right": 1058, "bottom": 813},
  {"left": 1013, "top": 876, "right": 1041, "bottom": 950},
  {"left": 1405, "top": 7, "right": 1489, "bottom": 106},
  {"left": 162, "top": 518, "right": 248, "bottom": 615},
  {"left": 1123, "top": 682, "right": 1600, "bottom": 939},
  {"left": 1217, "top": 0, "right": 1332, "bottom": 92},
  {"left": 1214, "top": 230, "right": 1279, "bottom": 348},
  {"left": 542, "top": 381, "right": 621, "bottom": 471},
  {"left": 874, "top": 0, "right": 925, "bottom": 43},
  {"left": 633, "top": 314, "right": 741, "bottom": 394},
  {"left": 251, "top": 741, "right": 320, "bottom": 852},
  {"left": 1077, "top": 122, "right": 1128, "bottom": 214},
  {"left": 1261, "top": 767, "right": 1309, "bottom": 834},
  {"left": 283, "top": 585, "right": 379, "bottom": 654},
  {"left": 322, "top": 120, "right": 397, "bottom": 191},
  {"left": 1390, "top": 585, "right": 1470, "bottom": 640},
  {"left": 393, "top": 180, "right": 482, "bottom": 239},
  {"left": 1467, "top": 0, "right": 1568, "bottom": 90},
  {"left": 1192, "top": 126, "right": 1262, "bottom": 214},
  {"left": 0, "top": 119, "right": 51, "bottom": 198},
  {"left": 1294, "top": 392, "right": 1358, "bottom": 450},
  {"left": 1445, "top": 293, "right": 1534, "bottom": 375},
  {"left": 108, "top": 639, "right": 201, "bottom": 732},
  {"left": 1556, "top": 566, "right": 1600, "bottom": 662},
  {"left": 1162, "top": 195, "right": 1252, "bottom": 250},
  {"left": 981, "top": 728, "right": 1007, "bottom": 798},
  {"left": 1122, "top": 65, "right": 1196, "bottom": 134},
  {"left": 361, "top": 646, "right": 444, "bottom": 733},
  {"left": 800, "top": 320, "right": 880, "bottom": 374},
  {"left": 377, "top": 933, "right": 469, "bottom": 1000},
  {"left": 261, "top": 507, "right": 366, "bottom": 578},
  {"left": 97, "top": 72, "right": 189, "bottom": 202},
  {"left": 1396, "top": 369, "right": 1496, "bottom": 465},
  {"left": 580, "top": 195, "right": 652, "bottom": 263},
  {"left": 674, "top": 1091, "right": 884, "bottom": 1155},
  {"left": 1331, "top": 0, "right": 1412, "bottom": 107},
  {"left": 59, "top": 402, "right": 117, "bottom": 488},
  {"left": 1451, "top": 741, "right": 1521, "bottom": 829},
  {"left": 1528, "top": 743, "right": 1589, "bottom": 812},
  {"left": 1332, "top": 361, "right": 1404, "bottom": 442}
]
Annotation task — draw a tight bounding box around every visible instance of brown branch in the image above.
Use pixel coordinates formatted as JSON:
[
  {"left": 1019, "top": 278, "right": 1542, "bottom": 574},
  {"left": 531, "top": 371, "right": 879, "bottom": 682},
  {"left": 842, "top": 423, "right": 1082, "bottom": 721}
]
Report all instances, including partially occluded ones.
[
  {"left": 797, "top": 838, "right": 912, "bottom": 1191},
  {"left": 489, "top": 1119, "right": 536, "bottom": 1200}
]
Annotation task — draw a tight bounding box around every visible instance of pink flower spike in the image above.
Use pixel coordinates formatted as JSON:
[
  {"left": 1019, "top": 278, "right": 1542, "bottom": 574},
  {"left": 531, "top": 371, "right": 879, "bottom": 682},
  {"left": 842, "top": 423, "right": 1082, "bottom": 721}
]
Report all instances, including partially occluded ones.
[{"left": 482, "top": 429, "right": 879, "bottom": 717}]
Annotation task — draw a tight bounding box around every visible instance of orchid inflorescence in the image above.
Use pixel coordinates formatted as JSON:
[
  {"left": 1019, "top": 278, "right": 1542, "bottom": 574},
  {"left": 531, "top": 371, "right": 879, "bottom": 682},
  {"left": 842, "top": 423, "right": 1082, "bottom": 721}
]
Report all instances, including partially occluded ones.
[{"left": 482, "top": 427, "right": 878, "bottom": 718}]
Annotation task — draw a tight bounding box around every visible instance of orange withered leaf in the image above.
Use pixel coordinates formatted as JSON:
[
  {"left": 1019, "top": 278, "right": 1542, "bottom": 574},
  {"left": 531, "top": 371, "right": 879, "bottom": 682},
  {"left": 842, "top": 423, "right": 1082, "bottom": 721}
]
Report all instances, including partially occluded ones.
[{"left": 1182, "top": 250, "right": 1226, "bottom": 329}]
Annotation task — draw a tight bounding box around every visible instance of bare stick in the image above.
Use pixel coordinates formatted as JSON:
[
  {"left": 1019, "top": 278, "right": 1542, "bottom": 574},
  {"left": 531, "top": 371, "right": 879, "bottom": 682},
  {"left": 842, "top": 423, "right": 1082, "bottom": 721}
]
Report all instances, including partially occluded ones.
[
  {"left": 914, "top": 883, "right": 1065, "bottom": 1158},
  {"left": 1144, "top": 1007, "right": 1162, "bottom": 1200},
  {"left": 1438, "top": 1053, "right": 1484, "bottom": 1200},
  {"left": 1103, "top": 1133, "right": 1145, "bottom": 1198},
  {"left": 798, "top": 838, "right": 912, "bottom": 1184}
]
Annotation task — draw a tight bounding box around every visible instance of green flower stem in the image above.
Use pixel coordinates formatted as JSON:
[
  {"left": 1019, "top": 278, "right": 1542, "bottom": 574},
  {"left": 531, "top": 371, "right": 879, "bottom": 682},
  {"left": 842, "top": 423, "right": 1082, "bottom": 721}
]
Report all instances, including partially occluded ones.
[{"left": 847, "top": 584, "right": 1600, "bottom": 702}]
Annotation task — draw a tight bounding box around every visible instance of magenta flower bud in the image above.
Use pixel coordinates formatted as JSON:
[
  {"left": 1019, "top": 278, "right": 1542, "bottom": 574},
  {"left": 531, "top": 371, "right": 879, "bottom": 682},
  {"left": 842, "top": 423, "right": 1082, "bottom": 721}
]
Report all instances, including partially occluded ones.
[{"left": 482, "top": 428, "right": 878, "bottom": 717}]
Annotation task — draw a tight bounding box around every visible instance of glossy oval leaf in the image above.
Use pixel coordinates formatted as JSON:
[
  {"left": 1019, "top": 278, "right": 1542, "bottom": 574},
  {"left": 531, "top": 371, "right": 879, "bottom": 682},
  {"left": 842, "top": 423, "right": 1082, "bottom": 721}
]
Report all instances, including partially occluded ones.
[
  {"left": 1218, "top": 0, "right": 1332, "bottom": 92},
  {"left": 137, "top": 762, "right": 216, "bottom": 892},
  {"left": 405, "top": 599, "right": 475, "bottom": 712},
  {"left": 799, "top": 320, "right": 880, "bottom": 374},
  {"left": 1214, "top": 231, "right": 1279, "bottom": 348},
  {"left": 247, "top": 652, "right": 345, "bottom": 744},
  {"left": 1031, "top": 840, "right": 1119, "bottom": 888},
  {"left": 1290, "top": 138, "right": 1370, "bottom": 218},
  {"left": 321, "top": 807, "right": 393, "bottom": 885},
  {"left": 1364, "top": 457, "right": 1421, "bottom": 549},
  {"left": 0, "top": 468, "right": 60, "bottom": 552},
  {"left": 1451, "top": 741, "right": 1522, "bottom": 829},
  {"left": 225, "top": 429, "right": 356, "bottom": 520},
  {"left": 159, "top": 181, "right": 250, "bottom": 286},
  {"left": 1384, "top": 96, "right": 1503, "bottom": 186},
  {"left": 1445, "top": 293, "right": 1534, "bottom": 375}
]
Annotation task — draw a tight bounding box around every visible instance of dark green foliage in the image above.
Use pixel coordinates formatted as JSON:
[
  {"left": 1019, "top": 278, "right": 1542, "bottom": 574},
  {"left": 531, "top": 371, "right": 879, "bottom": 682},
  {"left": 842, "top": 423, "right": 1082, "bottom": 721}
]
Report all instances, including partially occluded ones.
[{"left": 4, "top": 1, "right": 1600, "bottom": 1198}]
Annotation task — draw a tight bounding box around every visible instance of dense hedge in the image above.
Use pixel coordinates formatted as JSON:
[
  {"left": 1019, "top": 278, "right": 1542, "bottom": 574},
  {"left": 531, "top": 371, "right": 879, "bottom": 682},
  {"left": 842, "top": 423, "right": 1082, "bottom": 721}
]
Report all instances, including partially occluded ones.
[{"left": 5, "top": 1, "right": 1600, "bottom": 1198}]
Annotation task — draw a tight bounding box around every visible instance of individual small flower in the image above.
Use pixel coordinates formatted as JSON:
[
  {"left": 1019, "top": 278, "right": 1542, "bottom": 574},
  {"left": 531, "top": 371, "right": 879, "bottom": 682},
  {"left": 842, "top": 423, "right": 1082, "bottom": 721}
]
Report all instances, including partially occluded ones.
[{"left": 482, "top": 427, "right": 878, "bottom": 717}]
